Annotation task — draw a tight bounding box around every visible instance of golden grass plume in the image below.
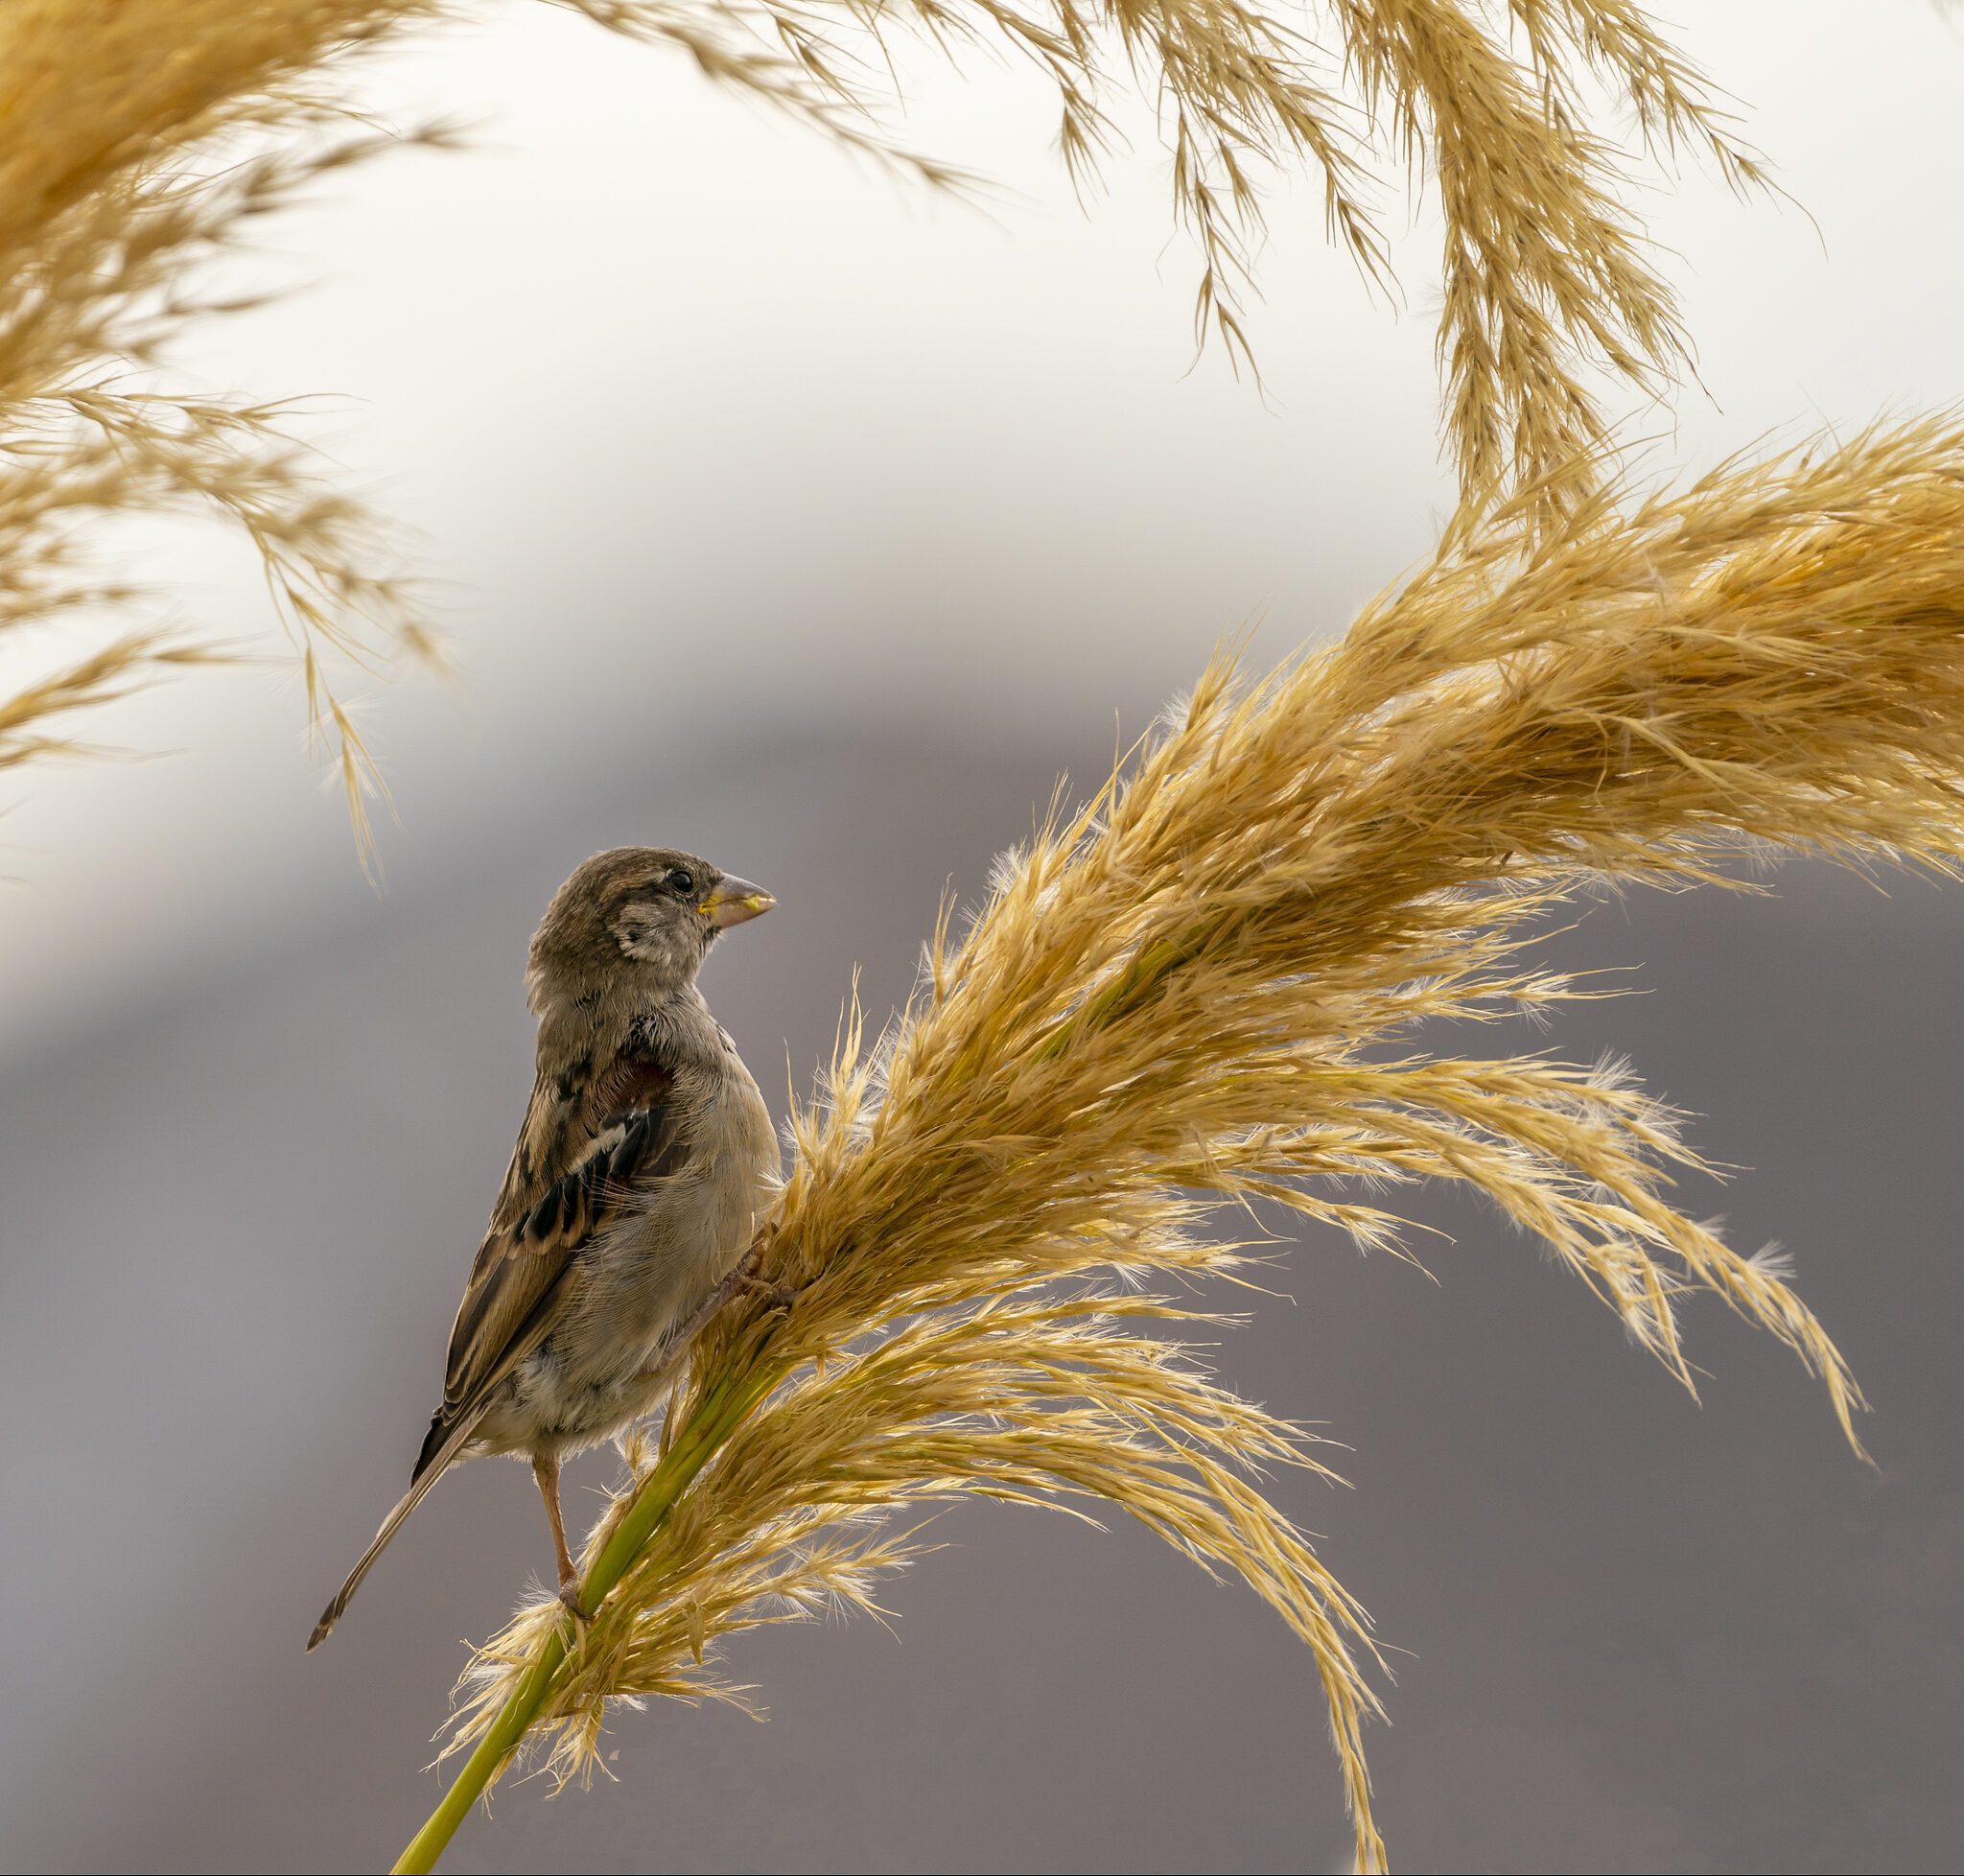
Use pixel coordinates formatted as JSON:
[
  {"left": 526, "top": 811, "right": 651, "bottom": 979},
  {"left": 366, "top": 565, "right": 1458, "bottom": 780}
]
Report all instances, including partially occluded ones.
[
  {"left": 0, "top": 2, "right": 465, "bottom": 849},
  {"left": 563, "top": 0, "right": 1769, "bottom": 522},
  {"left": 416, "top": 415, "right": 1964, "bottom": 1875},
  {"left": 0, "top": 0, "right": 1765, "bottom": 827}
]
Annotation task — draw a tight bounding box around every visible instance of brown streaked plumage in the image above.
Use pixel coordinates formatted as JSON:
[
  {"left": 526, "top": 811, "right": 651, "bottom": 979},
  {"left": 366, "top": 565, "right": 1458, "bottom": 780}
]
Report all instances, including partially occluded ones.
[{"left": 308, "top": 847, "right": 781, "bottom": 1651}]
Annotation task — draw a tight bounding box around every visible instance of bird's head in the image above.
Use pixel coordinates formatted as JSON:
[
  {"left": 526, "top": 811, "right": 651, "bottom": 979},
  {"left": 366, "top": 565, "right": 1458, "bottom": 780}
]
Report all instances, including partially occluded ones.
[{"left": 526, "top": 846, "right": 774, "bottom": 1011}]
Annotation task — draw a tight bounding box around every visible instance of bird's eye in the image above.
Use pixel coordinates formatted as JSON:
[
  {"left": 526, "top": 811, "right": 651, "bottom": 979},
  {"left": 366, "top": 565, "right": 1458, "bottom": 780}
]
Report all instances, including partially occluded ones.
[{"left": 666, "top": 867, "right": 696, "bottom": 898}]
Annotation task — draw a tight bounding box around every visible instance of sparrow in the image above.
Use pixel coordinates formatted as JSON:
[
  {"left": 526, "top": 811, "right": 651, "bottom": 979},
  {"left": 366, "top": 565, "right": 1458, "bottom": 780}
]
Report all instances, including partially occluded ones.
[{"left": 308, "top": 847, "right": 782, "bottom": 1651}]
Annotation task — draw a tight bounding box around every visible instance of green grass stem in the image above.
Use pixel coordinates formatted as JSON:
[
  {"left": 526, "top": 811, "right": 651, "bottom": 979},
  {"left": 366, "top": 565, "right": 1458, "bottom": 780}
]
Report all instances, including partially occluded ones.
[{"left": 390, "top": 1353, "right": 789, "bottom": 1873}]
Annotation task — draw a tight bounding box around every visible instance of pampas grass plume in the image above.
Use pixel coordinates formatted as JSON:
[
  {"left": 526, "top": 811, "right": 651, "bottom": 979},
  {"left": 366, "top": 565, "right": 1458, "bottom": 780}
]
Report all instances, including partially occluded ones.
[{"left": 411, "top": 418, "right": 1964, "bottom": 1872}]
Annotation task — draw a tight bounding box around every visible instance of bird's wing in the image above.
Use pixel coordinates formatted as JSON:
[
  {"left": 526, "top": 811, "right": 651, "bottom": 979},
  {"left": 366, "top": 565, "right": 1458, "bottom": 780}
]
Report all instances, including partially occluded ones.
[{"left": 419, "top": 1050, "right": 686, "bottom": 1470}]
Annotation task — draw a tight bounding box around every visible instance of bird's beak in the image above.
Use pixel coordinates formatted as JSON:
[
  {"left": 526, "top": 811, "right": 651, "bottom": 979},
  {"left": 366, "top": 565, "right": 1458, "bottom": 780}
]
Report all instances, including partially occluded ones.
[{"left": 702, "top": 875, "right": 775, "bottom": 928}]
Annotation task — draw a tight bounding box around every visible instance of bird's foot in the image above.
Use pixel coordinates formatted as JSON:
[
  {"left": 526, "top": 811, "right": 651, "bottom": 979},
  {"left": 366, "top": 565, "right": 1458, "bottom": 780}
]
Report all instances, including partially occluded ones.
[
  {"left": 557, "top": 1581, "right": 591, "bottom": 1625},
  {"left": 740, "top": 1274, "right": 798, "bottom": 1313}
]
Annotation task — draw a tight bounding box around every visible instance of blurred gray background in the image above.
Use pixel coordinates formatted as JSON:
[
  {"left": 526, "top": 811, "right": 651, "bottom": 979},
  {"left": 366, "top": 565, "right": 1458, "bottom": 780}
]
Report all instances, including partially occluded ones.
[{"left": 4, "top": 3, "right": 1964, "bottom": 1871}]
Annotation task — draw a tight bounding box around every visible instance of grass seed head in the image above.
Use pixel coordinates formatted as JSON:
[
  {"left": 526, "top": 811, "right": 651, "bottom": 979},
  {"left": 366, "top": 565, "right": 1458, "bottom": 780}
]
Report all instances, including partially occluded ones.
[{"left": 452, "top": 417, "right": 1964, "bottom": 1869}]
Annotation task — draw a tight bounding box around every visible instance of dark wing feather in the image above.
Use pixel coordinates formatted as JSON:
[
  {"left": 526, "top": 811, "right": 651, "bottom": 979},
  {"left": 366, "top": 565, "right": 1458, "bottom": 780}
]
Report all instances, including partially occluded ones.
[{"left": 414, "top": 1051, "right": 684, "bottom": 1477}]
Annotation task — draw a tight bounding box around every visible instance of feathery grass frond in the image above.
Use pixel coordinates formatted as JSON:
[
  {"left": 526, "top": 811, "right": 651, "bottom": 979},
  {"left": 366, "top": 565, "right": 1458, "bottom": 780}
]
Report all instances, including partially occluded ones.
[
  {"left": 554, "top": 0, "right": 1765, "bottom": 519},
  {"left": 403, "top": 415, "right": 1964, "bottom": 1872},
  {"left": 0, "top": 631, "right": 222, "bottom": 771},
  {"left": 0, "top": 0, "right": 456, "bottom": 847}
]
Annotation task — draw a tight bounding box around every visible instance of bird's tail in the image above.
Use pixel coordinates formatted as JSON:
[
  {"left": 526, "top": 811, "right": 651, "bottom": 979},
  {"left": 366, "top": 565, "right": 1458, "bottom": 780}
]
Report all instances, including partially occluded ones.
[{"left": 307, "top": 1405, "right": 487, "bottom": 1652}]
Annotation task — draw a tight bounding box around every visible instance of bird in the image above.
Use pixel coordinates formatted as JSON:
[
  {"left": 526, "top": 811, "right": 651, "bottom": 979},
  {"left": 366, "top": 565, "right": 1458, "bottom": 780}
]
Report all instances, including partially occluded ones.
[{"left": 308, "top": 847, "right": 782, "bottom": 1652}]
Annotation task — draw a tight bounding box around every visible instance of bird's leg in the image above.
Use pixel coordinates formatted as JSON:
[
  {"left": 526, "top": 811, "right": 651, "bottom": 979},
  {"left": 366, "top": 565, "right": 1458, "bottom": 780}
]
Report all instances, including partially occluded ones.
[
  {"left": 666, "top": 1240, "right": 795, "bottom": 1351},
  {"left": 645, "top": 1239, "right": 799, "bottom": 1461},
  {"left": 532, "top": 1450, "right": 586, "bottom": 1621}
]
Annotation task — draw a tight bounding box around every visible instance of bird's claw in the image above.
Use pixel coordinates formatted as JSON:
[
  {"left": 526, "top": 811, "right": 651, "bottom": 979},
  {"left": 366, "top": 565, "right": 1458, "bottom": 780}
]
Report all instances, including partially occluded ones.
[
  {"left": 557, "top": 1583, "right": 591, "bottom": 1624},
  {"left": 741, "top": 1276, "right": 798, "bottom": 1313}
]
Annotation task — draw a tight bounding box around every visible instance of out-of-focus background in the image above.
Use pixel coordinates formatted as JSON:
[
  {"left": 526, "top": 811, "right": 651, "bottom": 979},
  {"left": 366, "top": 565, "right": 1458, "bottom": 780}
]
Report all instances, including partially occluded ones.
[{"left": 3, "top": 4, "right": 1963, "bottom": 1870}]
